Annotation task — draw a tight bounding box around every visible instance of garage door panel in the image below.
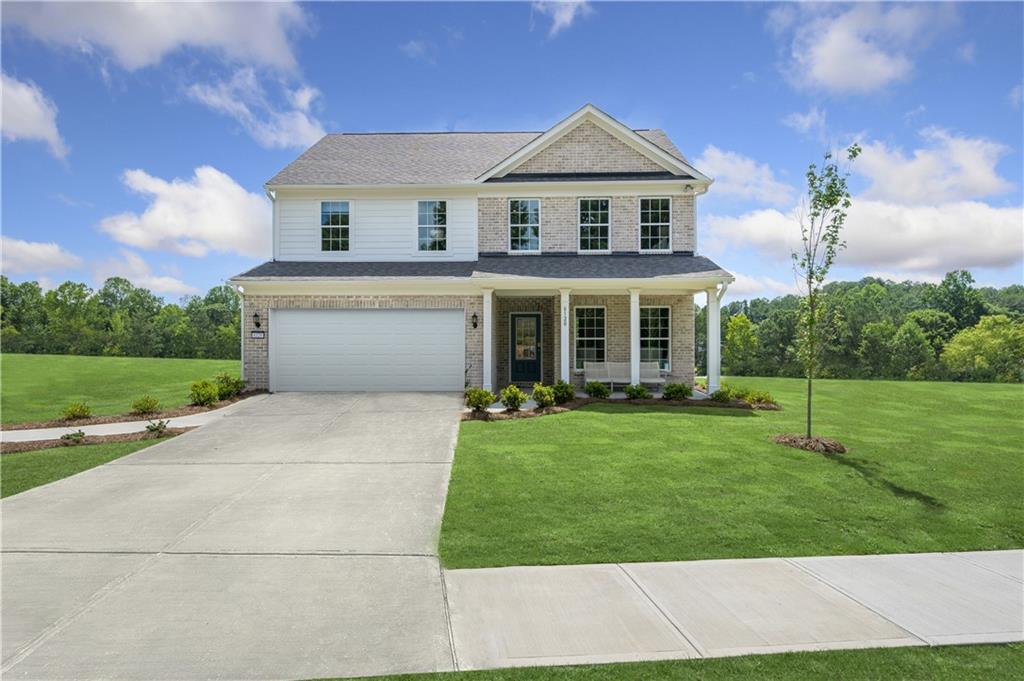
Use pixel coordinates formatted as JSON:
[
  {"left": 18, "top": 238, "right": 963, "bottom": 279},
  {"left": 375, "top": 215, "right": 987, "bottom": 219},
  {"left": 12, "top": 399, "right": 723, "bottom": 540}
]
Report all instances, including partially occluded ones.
[{"left": 270, "top": 309, "right": 464, "bottom": 392}]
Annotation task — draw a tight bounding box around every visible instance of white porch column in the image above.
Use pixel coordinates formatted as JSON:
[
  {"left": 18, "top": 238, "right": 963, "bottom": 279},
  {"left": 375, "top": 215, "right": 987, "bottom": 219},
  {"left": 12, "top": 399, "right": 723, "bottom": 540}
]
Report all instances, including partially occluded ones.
[
  {"left": 559, "top": 288, "right": 571, "bottom": 383},
  {"left": 629, "top": 288, "right": 641, "bottom": 385},
  {"left": 482, "top": 289, "right": 493, "bottom": 391},
  {"left": 706, "top": 286, "right": 723, "bottom": 393}
]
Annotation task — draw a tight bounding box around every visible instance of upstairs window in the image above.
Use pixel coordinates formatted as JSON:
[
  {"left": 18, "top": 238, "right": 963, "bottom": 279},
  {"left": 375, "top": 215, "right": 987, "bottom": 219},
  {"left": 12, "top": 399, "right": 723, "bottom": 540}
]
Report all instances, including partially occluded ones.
[
  {"left": 579, "top": 198, "right": 610, "bottom": 252},
  {"left": 509, "top": 199, "right": 540, "bottom": 251},
  {"left": 640, "top": 306, "right": 671, "bottom": 370},
  {"left": 321, "top": 201, "right": 350, "bottom": 251},
  {"left": 639, "top": 197, "right": 671, "bottom": 252},
  {"left": 418, "top": 200, "right": 447, "bottom": 251}
]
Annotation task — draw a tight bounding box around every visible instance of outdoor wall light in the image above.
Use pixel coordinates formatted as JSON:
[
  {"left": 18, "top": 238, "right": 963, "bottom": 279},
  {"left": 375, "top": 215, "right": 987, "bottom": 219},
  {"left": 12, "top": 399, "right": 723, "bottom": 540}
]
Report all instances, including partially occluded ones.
[
  {"left": 471, "top": 313, "right": 479, "bottom": 329},
  {"left": 253, "top": 312, "right": 262, "bottom": 329}
]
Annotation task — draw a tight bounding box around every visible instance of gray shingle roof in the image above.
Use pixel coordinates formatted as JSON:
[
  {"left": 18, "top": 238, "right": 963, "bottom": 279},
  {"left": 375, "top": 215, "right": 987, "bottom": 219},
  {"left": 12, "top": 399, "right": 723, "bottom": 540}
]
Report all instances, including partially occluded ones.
[
  {"left": 267, "top": 129, "right": 689, "bottom": 186},
  {"left": 233, "top": 254, "right": 729, "bottom": 280}
]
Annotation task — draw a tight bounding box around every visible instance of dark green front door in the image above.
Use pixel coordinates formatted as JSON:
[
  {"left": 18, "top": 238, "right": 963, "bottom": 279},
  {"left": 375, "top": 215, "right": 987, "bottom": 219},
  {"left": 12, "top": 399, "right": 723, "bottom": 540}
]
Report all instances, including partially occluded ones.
[{"left": 510, "top": 313, "right": 542, "bottom": 383}]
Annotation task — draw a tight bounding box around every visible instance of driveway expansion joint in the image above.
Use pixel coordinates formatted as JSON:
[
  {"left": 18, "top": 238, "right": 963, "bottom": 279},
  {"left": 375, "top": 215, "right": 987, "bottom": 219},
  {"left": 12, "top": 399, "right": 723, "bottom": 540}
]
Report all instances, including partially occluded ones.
[{"left": 616, "top": 563, "right": 707, "bottom": 657}]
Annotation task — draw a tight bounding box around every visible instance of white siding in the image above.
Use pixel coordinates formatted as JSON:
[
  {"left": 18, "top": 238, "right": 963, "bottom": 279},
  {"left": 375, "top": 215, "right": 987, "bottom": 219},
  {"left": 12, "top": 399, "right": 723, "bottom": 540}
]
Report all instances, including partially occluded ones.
[{"left": 275, "top": 197, "right": 478, "bottom": 261}]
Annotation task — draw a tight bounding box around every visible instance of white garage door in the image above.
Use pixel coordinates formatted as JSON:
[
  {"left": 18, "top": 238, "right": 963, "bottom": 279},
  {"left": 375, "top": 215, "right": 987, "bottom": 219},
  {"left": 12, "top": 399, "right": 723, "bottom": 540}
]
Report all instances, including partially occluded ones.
[{"left": 270, "top": 309, "right": 465, "bottom": 391}]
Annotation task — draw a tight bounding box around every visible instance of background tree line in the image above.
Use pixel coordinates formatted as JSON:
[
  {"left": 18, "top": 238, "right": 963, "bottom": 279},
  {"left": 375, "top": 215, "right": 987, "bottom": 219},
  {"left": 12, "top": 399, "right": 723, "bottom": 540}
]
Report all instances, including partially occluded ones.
[
  {"left": 1, "top": 276, "right": 240, "bottom": 360},
  {"left": 697, "top": 270, "right": 1024, "bottom": 383}
]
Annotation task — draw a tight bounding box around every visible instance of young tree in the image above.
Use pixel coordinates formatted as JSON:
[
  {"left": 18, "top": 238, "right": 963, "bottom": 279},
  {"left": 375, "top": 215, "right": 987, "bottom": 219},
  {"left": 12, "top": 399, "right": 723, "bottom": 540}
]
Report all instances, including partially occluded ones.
[
  {"left": 724, "top": 313, "right": 759, "bottom": 375},
  {"left": 793, "top": 144, "right": 860, "bottom": 439},
  {"left": 890, "top": 320, "right": 933, "bottom": 378}
]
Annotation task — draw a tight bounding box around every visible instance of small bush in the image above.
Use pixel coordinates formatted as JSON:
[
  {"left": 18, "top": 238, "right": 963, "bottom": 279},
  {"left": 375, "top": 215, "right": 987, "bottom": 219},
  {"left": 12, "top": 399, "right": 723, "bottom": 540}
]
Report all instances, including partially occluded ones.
[
  {"left": 499, "top": 384, "right": 528, "bottom": 411},
  {"left": 695, "top": 381, "right": 708, "bottom": 393},
  {"left": 662, "top": 383, "right": 692, "bottom": 400},
  {"left": 552, "top": 380, "right": 576, "bottom": 405},
  {"left": 130, "top": 395, "right": 160, "bottom": 415},
  {"left": 464, "top": 387, "right": 496, "bottom": 412},
  {"left": 214, "top": 372, "right": 246, "bottom": 400},
  {"left": 532, "top": 383, "right": 556, "bottom": 408},
  {"left": 746, "top": 389, "right": 776, "bottom": 405},
  {"left": 189, "top": 379, "right": 219, "bottom": 407},
  {"left": 584, "top": 381, "right": 610, "bottom": 398},
  {"left": 146, "top": 419, "right": 170, "bottom": 435},
  {"left": 60, "top": 430, "right": 86, "bottom": 446},
  {"left": 624, "top": 384, "right": 652, "bottom": 399},
  {"left": 709, "top": 387, "right": 733, "bottom": 403},
  {"left": 61, "top": 402, "right": 92, "bottom": 420}
]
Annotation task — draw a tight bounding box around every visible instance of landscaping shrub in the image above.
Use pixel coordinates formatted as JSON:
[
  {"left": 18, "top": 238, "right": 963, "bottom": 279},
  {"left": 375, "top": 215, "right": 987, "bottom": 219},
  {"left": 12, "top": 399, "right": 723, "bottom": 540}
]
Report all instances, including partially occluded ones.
[
  {"left": 499, "top": 385, "right": 528, "bottom": 411},
  {"left": 60, "top": 430, "right": 85, "bottom": 445},
  {"left": 584, "top": 381, "right": 610, "bottom": 398},
  {"left": 709, "top": 387, "right": 733, "bottom": 403},
  {"left": 146, "top": 419, "right": 170, "bottom": 436},
  {"left": 532, "top": 383, "right": 556, "bottom": 408},
  {"left": 189, "top": 379, "right": 219, "bottom": 407},
  {"left": 464, "top": 387, "right": 496, "bottom": 412},
  {"left": 552, "top": 379, "right": 576, "bottom": 405},
  {"left": 624, "top": 384, "right": 652, "bottom": 400},
  {"left": 745, "top": 389, "right": 777, "bottom": 406},
  {"left": 130, "top": 395, "right": 160, "bottom": 415},
  {"left": 662, "top": 383, "right": 692, "bottom": 400},
  {"left": 214, "top": 372, "right": 246, "bottom": 400},
  {"left": 61, "top": 402, "right": 92, "bottom": 420}
]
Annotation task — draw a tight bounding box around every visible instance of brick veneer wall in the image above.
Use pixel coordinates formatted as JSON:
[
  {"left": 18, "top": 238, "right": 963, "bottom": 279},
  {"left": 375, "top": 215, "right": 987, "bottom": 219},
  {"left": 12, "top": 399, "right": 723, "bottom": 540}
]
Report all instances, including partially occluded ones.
[
  {"left": 242, "top": 294, "right": 483, "bottom": 391},
  {"left": 509, "top": 120, "right": 665, "bottom": 174},
  {"left": 494, "top": 296, "right": 556, "bottom": 388}
]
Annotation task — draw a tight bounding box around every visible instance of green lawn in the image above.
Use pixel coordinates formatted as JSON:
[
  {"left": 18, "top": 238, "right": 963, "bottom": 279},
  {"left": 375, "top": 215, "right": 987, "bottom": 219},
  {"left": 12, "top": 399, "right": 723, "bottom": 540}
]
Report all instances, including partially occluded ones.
[
  {"left": 0, "top": 353, "right": 239, "bottom": 424},
  {"left": 439, "top": 377, "right": 1024, "bottom": 568},
  {"left": 1, "top": 439, "right": 163, "bottom": 498},
  {"left": 347, "top": 644, "right": 1024, "bottom": 681}
]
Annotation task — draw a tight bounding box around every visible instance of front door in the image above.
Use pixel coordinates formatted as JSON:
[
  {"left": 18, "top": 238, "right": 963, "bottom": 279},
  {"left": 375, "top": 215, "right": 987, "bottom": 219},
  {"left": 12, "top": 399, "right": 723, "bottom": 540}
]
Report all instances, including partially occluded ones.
[{"left": 510, "top": 313, "right": 542, "bottom": 383}]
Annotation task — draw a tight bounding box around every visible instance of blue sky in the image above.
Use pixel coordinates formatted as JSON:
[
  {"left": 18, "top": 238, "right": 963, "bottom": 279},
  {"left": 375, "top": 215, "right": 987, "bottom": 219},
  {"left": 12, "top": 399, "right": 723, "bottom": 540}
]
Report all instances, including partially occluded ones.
[{"left": 2, "top": 1, "right": 1022, "bottom": 301}]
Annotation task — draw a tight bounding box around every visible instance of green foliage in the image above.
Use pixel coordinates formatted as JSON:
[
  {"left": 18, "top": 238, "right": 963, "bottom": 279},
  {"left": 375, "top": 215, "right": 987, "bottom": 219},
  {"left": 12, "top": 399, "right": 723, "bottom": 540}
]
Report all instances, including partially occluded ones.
[
  {"left": 214, "top": 372, "right": 246, "bottom": 400},
  {"left": 744, "top": 388, "right": 776, "bottom": 405},
  {"left": 552, "top": 380, "right": 576, "bottom": 405},
  {"left": 662, "top": 383, "right": 692, "bottom": 400},
  {"left": 942, "top": 315, "right": 1024, "bottom": 383},
  {"left": 724, "top": 313, "right": 759, "bottom": 375},
  {"left": 929, "top": 270, "right": 987, "bottom": 329},
  {"left": 531, "top": 383, "right": 556, "bottom": 408},
  {"left": 709, "top": 387, "right": 733, "bottom": 403},
  {"left": 464, "top": 387, "right": 496, "bottom": 412},
  {"left": 60, "top": 430, "right": 86, "bottom": 445},
  {"left": 583, "top": 381, "right": 610, "bottom": 398},
  {"left": 61, "top": 402, "right": 92, "bottom": 420},
  {"left": 499, "top": 384, "right": 528, "bottom": 411},
  {"left": 624, "top": 384, "right": 652, "bottom": 399},
  {"left": 145, "top": 419, "right": 170, "bottom": 435},
  {"left": 189, "top": 379, "right": 219, "bottom": 407},
  {"left": 130, "top": 395, "right": 161, "bottom": 415},
  {"left": 906, "top": 309, "right": 958, "bottom": 355},
  {"left": 858, "top": 321, "right": 898, "bottom": 377},
  {"left": 891, "top": 321, "right": 934, "bottom": 379}
]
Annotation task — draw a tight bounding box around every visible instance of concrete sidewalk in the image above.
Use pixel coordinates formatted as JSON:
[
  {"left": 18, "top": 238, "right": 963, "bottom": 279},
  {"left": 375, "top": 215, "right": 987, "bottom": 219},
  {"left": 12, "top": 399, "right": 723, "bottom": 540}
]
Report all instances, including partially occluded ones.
[{"left": 443, "top": 550, "right": 1023, "bottom": 671}]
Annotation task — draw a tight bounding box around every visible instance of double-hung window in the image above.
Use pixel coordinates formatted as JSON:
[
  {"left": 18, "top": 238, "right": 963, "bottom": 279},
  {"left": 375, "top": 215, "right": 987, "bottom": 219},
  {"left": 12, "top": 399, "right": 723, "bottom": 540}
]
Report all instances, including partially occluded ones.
[
  {"left": 574, "top": 307, "right": 606, "bottom": 371},
  {"left": 640, "top": 306, "right": 671, "bottom": 370},
  {"left": 639, "top": 197, "right": 671, "bottom": 252},
  {"left": 321, "top": 201, "right": 350, "bottom": 251},
  {"left": 509, "top": 199, "right": 540, "bottom": 252},
  {"left": 417, "top": 200, "right": 447, "bottom": 251},
  {"left": 578, "top": 198, "right": 610, "bottom": 252}
]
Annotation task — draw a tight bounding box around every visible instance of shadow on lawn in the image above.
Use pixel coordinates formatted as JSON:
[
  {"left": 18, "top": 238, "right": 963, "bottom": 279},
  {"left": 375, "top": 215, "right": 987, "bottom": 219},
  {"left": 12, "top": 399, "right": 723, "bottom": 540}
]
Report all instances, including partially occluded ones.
[
  {"left": 822, "top": 452, "right": 946, "bottom": 510},
  {"left": 581, "top": 403, "right": 758, "bottom": 418}
]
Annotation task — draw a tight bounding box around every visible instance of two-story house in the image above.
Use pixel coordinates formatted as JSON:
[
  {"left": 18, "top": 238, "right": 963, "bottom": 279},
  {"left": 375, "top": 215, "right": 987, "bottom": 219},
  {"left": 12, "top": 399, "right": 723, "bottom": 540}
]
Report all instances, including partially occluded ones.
[{"left": 231, "top": 104, "right": 733, "bottom": 394}]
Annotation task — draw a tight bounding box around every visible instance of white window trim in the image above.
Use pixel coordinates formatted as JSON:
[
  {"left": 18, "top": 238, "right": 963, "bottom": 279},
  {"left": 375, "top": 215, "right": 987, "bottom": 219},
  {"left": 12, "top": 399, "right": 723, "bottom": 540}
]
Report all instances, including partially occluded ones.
[
  {"left": 638, "top": 196, "right": 672, "bottom": 254},
  {"left": 573, "top": 305, "right": 607, "bottom": 373},
  {"left": 507, "top": 198, "right": 542, "bottom": 254},
  {"left": 320, "top": 200, "right": 353, "bottom": 254},
  {"left": 413, "top": 199, "right": 451, "bottom": 257},
  {"left": 640, "top": 305, "right": 672, "bottom": 371},
  {"left": 577, "top": 197, "right": 612, "bottom": 254}
]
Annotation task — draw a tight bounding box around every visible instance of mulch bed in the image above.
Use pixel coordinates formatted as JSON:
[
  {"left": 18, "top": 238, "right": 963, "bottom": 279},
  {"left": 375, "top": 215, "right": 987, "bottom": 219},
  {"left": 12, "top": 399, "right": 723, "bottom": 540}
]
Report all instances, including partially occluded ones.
[
  {"left": 1, "top": 427, "right": 194, "bottom": 454},
  {"left": 771, "top": 433, "right": 848, "bottom": 454},
  {"left": 461, "top": 396, "right": 770, "bottom": 421},
  {"left": 3, "top": 391, "right": 267, "bottom": 431}
]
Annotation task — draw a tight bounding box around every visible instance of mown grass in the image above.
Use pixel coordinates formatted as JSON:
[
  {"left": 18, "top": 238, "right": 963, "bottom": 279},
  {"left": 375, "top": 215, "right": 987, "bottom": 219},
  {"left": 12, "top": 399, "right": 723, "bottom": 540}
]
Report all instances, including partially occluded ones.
[
  {"left": 439, "top": 377, "right": 1024, "bottom": 568},
  {"left": 1, "top": 439, "right": 163, "bottom": 498},
  {"left": 0, "top": 353, "right": 239, "bottom": 424}
]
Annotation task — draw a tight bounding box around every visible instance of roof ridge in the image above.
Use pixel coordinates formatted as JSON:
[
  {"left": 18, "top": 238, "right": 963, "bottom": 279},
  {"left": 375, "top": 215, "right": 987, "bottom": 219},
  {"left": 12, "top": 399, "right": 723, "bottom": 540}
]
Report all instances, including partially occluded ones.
[{"left": 323, "top": 128, "right": 660, "bottom": 136}]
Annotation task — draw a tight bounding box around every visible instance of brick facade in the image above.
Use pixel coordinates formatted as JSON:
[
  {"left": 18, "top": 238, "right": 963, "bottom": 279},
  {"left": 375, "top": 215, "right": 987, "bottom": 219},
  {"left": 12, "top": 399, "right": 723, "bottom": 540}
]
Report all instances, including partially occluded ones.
[
  {"left": 508, "top": 120, "right": 665, "bottom": 175},
  {"left": 494, "top": 296, "right": 557, "bottom": 388}
]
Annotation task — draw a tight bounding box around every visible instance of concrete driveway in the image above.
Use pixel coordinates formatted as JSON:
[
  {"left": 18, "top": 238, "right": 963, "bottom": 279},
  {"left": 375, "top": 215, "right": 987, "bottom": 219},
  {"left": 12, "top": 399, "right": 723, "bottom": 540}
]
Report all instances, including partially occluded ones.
[{"left": 1, "top": 392, "right": 463, "bottom": 680}]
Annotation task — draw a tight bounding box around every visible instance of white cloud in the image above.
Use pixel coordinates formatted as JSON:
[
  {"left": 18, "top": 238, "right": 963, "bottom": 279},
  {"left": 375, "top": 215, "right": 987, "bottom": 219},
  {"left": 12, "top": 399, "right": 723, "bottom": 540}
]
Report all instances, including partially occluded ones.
[
  {"left": 399, "top": 39, "right": 437, "bottom": 64},
  {"left": 695, "top": 146, "right": 795, "bottom": 207},
  {"left": 4, "top": 2, "right": 308, "bottom": 72},
  {"left": 782, "top": 106, "right": 827, "bottom": 138},
  {"left": 1, "top": 72, "right": 69, "bottom": 159},
  {"left": 99, "top": 166, "right": 270, "bottom": 258},
  {"left": 95, "top": 250, "right": 198, "bottom": 296},
  {"left": 532, "top": 1, "right": 593, "bottom": 37},
  {"left": 857, "top": 127, "right": 1013, "bottom": 204},
  {"left": 956, "top": 42, "right": 976, "bottom": 63},
  {"left": 705, "top": 199, "right": 1023, "bottom": 277},
  {"left": 776, "top": 4, "right": 953, "bottom": 93},
  {"left": 726, "top": 273, "right": 799, "bottom": 301},
  {"left": 1, "top": 236, "right": 82, "bottom": 275},
  {"left": 187, "top": 68, "right": 325, "bottom": 149},
  {"left": 1010, "top": 84, "right": 1023, "bottom": 111}
]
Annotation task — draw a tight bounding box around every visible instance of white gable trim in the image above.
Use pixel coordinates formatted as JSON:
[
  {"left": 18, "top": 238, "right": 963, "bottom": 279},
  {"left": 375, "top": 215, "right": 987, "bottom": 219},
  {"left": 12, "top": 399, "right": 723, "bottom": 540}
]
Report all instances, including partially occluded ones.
[{"left": 475, "top": 104, "right": 712, "bottom": 184}]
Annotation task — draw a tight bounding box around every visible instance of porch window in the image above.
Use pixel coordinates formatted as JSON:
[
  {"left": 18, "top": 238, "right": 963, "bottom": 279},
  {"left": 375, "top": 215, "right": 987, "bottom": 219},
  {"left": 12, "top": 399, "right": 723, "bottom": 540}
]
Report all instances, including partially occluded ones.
[
  {"left": 639, "top": 197, "right": 671, "bottom": 252},
  {"left": 509, "top": 199, "right": 540, "bottom": 251},
  {"left": 578, "top": 198, "right": 610, "bottom": 252},
  {"left": 640, "top": 306, "right": 671, "bottom": 370},
  {"left": 321, "top": 201, "right": 350, "bottom": 251},
  {"left": 574, "top": 306, "right": 605, "bottom": 371},
  {"left": 417, "top": 200, "right": 447, "bottom": 251}
]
